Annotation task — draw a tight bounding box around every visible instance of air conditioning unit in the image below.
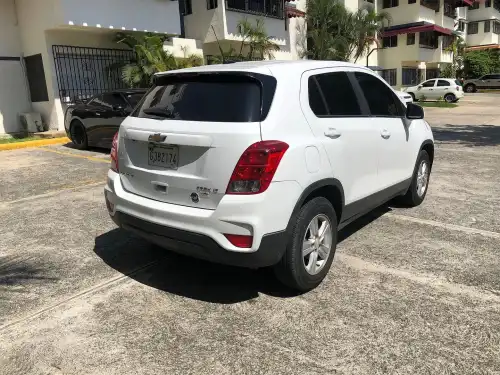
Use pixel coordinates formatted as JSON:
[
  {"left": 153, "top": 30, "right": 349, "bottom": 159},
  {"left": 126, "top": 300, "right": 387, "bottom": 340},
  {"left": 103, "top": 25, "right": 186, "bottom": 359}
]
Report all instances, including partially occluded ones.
[{"left": 19, "top": 113, "right": 43, "bottom": 133}]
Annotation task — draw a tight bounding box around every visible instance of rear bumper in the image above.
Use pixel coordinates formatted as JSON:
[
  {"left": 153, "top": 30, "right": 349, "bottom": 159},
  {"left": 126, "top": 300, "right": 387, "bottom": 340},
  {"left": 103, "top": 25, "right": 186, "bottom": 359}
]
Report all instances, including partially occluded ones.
[
  {"left": 104, "top": 170, "right": 301, "bottom": 268},
  {"left": 112, "top": 212, "right": 287, "bottom": 268}
]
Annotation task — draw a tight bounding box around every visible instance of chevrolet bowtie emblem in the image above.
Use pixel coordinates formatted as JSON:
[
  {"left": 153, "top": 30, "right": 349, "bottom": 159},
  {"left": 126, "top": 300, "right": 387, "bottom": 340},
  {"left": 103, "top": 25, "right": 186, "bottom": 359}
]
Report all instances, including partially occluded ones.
[{"left": 149, "top": 133, "right": 166, "bottom": 142}]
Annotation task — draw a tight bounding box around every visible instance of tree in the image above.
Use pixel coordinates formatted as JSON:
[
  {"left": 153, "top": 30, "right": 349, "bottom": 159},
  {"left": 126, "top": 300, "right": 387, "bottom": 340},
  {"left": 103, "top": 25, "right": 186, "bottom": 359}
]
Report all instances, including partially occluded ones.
[
  {"left": 113, "top": 32, "right": 204, "bottom": 87},
  {"left": 463, "top": 49, "right": 500, "bottom": 78},
  {"left": 440, "top": 37, "right": 465, "bottom": 78},
  {"left": 210, "top": 18, "right": 280, "bottom": 62},
  {"left": 301, "top": 0, "right": 390, "bottom": 62}
]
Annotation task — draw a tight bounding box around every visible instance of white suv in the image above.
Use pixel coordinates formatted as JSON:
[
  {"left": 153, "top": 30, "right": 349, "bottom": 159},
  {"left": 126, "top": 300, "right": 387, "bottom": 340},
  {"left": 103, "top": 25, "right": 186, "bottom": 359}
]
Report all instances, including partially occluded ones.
[{"left": 104, "top": 61, "right": 434, "bottom": 291}]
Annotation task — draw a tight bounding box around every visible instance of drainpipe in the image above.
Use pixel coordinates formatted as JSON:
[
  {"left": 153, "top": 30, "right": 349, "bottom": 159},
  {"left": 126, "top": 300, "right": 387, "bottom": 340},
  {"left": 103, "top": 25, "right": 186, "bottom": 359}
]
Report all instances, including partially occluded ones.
[
  {"left": 177, "top": 0, "right": 186, "bottom": 37},
  {"left": 366, "top": 47, "right": 379, "bottom": 67}
]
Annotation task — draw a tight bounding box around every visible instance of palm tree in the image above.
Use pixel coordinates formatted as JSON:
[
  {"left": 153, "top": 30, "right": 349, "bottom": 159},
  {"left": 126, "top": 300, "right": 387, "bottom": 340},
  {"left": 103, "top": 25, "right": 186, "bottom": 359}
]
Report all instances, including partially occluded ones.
[
  {"left": 236, "top": 18, "right": 281, "bottom": 60},
  {"left": 302, "top": 0, "right": 390, "bottom": 62},
  {"left": 113, "top": 32, "right": 204, "bottom": 87}
]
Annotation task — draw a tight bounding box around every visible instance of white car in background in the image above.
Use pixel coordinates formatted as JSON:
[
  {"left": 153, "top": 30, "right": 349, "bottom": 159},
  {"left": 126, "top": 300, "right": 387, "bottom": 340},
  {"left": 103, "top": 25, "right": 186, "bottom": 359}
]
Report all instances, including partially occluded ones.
[
  {"left": 402, "top": 78, "right": 464, "bottom": 103},
  {"left": 395, "top": 91, "right": 413, "bottom": 104}
]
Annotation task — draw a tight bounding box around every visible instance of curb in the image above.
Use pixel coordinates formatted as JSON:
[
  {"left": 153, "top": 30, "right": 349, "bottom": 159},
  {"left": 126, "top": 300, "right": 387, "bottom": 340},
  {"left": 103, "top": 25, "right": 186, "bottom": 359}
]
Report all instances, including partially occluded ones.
[{"left": 0, "top": 137, "right": 71, "bottom": 151}]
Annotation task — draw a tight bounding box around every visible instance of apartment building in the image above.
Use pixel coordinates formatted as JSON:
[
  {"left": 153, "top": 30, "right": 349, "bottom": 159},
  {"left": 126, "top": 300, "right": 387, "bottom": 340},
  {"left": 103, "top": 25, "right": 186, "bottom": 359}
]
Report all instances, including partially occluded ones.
[
  {"left": 466, "top": 0, "right": 500, "bottom": 50},
  {"left": 0, "top": 0, "right": 304, "bottom": 134}
]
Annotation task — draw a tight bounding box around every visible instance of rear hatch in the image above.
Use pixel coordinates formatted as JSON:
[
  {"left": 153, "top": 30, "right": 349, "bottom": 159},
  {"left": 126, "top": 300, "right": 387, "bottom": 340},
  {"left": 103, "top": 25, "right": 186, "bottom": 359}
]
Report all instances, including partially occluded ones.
[{"left": 118, "top": 71, "right": 276, "bottom": 210}]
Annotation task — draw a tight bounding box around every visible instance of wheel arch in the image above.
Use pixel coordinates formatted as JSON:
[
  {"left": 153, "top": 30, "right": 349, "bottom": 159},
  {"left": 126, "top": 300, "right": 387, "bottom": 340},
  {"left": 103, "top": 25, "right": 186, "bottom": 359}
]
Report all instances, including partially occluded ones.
[
  {"left": 288, "top": 179, "right": 345, "bottom": 231},
  {"left": 420, "top": 139, "right": 434, "bottom": 167}
]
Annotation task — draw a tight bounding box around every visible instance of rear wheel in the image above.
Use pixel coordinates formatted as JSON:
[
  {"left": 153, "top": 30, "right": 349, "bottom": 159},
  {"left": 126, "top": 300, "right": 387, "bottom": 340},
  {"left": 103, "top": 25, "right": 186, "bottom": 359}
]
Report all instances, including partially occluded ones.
[
  {"left": 465, "top": 84, "right": 476, "bottom": 93},
  {"left": 274, "top": 197, "right": 337, "bottom": 292},
  {"left": 444, "top": 93, "right": 456, "bottom": 103},
  {"left": 399, "top": 150, "right": 431, "bottom": 207},
  {"left": 70, "top": 120, "right": 88, "bottom": 150},
  {"left": 409, "top": 93, "right": 416, "bottom": 102}
]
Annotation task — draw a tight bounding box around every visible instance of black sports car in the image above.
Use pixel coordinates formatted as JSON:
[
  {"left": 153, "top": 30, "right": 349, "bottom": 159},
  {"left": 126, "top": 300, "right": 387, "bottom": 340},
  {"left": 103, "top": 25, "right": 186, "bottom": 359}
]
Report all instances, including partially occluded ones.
[{"left": 64, "top": 88, "right": 147, "bottom": 149}]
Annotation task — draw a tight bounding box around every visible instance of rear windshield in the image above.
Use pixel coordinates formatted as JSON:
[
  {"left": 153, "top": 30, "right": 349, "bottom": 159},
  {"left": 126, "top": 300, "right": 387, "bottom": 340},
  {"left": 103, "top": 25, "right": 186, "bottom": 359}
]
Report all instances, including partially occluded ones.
[{"left": 132, "top": 75, "right": 263, "bottom": 122}]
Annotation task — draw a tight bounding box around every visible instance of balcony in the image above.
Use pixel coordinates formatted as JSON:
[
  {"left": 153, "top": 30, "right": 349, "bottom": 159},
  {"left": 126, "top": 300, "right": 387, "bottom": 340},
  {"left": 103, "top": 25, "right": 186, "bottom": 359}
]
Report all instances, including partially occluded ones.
[
  {"left": 226, "top": 0, "right": 285, "bottom": 19},
  {"left": 58, "top": 0, "right": 182, "bottom": 35}
]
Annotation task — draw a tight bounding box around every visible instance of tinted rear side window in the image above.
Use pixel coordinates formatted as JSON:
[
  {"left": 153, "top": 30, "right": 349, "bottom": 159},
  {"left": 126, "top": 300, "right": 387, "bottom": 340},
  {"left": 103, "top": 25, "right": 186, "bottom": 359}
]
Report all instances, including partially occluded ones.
[
  {"left": 133, "top": 75, "right": 265, "bottom": 122},
  {"left": 437, "top": 80, "right": 450, "bottom": 87},
  {"left": 308, "top": 72, "right": 362, "bottom": 116}
]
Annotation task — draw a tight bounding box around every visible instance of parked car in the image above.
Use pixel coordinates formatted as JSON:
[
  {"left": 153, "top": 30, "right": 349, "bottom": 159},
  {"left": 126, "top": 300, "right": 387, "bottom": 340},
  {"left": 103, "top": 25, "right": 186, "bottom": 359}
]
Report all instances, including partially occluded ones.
[
  {"left": 402, "top": 78, "right": 463, "bottom": 103},
  {"left": 104, "top": 61, "right": 434, "bottom": 292},
  {"left": 395, "top": 90, "right": 413, "bottom": 104},
  {"left": 65, "top": 88, "right": 147, "bottom": 149},
  {"left": 463, "top": 74, "right": 500, "bottom": 93}
]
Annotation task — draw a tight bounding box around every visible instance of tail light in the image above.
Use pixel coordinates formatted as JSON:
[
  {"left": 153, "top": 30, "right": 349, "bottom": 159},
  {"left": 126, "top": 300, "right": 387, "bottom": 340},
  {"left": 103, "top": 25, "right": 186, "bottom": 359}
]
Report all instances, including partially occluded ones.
[
  {"left": 224, "top": 234, "right": 253, "bottom": 248},
  {"left": 110, "top": 132, "right": 119, "bottom": 173},
  {"left": 456, "top": 86, "right": 460, "bottom": 91},
  {"left": 226, "top": 140, "right": 289, "bottom": 195}
]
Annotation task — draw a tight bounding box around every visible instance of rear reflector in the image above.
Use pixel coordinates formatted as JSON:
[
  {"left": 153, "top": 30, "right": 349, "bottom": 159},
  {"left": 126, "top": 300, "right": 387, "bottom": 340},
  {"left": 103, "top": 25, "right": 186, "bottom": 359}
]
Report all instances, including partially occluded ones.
[
  {"left": 226, "top": 140, "right": 289, "bottom": 195},
  {"left": 110, "top": 132, "right": 119, "bottom": 173},
  {"left": 224, "top": 234, "right": 253, "bottom": 248}
]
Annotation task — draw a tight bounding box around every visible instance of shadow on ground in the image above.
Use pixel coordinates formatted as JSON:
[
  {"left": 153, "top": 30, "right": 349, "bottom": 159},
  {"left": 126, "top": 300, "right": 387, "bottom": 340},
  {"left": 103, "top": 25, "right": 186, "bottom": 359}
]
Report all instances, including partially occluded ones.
[
  {"left": 0, "top": 256, "right": 57, "bottom": 300},
  {"left": 433, "top": 124, "right": 500, "bottom": 147},
  {"left": 62, "top": 142, "right": 110, "bottom": 154},
  {"left": 94, "top": 208, "right": 389, "bottom": 304}
]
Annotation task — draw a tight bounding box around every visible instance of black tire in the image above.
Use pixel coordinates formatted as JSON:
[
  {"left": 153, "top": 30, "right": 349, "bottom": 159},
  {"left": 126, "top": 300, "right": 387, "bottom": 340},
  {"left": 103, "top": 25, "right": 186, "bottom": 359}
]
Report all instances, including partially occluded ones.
[
  {"left": 465, "top": 84, "right": 476, "bottom": 93},
  {"left": 70, "top": 120, "right": 88, "bottom": 150},
  {"left": 274, "top": 197, "right": 337, "bottom": 292},
  {"left": 409, "top": 93, "right": 416, "bottom": 102},
  {"left": 399, "top": 150, "right": 431, "bottom": 207},
  {"left": 444, "top": 93, "right": 456, "bottom": 103}
]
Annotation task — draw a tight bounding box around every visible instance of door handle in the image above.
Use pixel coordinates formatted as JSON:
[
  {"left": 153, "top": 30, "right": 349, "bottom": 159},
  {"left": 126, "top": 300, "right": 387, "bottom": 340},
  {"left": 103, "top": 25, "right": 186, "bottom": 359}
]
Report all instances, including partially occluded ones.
[
  {"left": 381, "top": 129, "right": 391, "bottom": 139},
  {"left": 324, "top": 128, "right": 341, "bottom": 139}
]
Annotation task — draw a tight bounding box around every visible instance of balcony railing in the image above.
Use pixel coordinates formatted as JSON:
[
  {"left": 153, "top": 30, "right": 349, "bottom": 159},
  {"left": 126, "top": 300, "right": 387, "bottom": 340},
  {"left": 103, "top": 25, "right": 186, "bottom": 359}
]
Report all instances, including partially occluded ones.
[{"left": 226, "top": 0, "right": 285, "bottom": 19}]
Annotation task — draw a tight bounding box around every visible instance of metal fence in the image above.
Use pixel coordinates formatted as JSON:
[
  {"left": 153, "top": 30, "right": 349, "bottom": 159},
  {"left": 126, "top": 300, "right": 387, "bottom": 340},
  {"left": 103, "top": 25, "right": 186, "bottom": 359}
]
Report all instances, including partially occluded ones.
[{"left": 52, "top": 45, "right": 136, "bottom": 104}]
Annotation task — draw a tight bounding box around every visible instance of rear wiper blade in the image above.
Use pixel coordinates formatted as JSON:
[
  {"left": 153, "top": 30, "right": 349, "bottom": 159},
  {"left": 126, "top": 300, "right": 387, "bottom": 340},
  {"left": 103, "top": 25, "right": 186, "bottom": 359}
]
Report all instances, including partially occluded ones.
[{"left": 142, "top": 107, "right": 175, "bottom": 118}]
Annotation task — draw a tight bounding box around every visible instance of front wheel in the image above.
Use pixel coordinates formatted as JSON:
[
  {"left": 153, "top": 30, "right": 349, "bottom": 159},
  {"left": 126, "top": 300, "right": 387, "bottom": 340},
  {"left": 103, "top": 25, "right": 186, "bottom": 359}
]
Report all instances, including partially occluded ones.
[
  {"left": 399, "top": 150, "right": 431, "bottom": 207},
  {"left": 409, "top": 93, "right": 417, "bottom": 102},
  {"left": 274, "top": 197, "right": 337, "bottom": 292}
]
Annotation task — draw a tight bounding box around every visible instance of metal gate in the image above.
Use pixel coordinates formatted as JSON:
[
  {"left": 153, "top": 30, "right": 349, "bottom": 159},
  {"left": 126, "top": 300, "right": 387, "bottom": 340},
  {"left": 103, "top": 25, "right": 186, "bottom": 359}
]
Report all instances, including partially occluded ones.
[{"left": 52, "top": 45, "right": 136, "bottom": 104}]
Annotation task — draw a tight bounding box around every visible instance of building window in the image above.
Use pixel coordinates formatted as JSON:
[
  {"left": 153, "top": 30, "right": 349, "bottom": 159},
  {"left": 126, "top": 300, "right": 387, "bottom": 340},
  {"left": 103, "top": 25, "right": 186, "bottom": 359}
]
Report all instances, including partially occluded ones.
[
  {"left": 486, "top": 0, "right": 491, "bottom": 7},
  {"left": 421, "top": 0, "right": 439, "bottom": 11},
  {"left": 442, "top": 35, "right": 454, "bottom": 49},
  {"left": 485, "top": 20, "right": 491, "bottom": 32},
  {"left": 495, "top": 0, "right": 500, "bottom": 12},
  {"left": 494, "top": 20, "right": 500, "bottom": 34},
  {"left": 419, "top": 31, "right": 438, "bottom": 48},
  {"left": 458, "top": 20, "right": 466, "bottom": 32},
  {"left": 226, "top": 0, "right": 285, "bottom": 19},
  {"left": 468, "top": 1, "right": 479, "bottom": 10},
  {"left": 182, "top": 0, "right": 192, "bottom": 15},
  {"left": 382, "top": 35, "right": 398, "bottom": 48},
  {"left": 408, "top": 0, "right": 416, "bottom": 3},
  {"left": 468, "top": 22, "right": 478, "bottom": 34},
  {"left": 402, "top": 67, "right": 418, "bottom": 86},
  {"left": 407, "top": 33, "right": 415, "bottom": 45},
  {"left": 383, "top": 0, "right": 399, "bottom": 8},
  {"left": 207, "top": 0, "right": 217, "bottom": 9},
  {"left": 380, "top": 69, "right": 397, "bottom": 86},
  {"left": 426, "top": 69, "right": 440, "bottom": 80},
  {"left": 444, "top": 2, "right": 454, "bottom": 17}
]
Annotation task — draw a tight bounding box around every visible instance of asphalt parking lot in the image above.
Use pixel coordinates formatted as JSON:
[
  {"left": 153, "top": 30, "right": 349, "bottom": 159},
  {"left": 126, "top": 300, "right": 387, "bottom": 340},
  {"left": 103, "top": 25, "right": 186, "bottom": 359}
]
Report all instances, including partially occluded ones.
[{"left": 1, "top": 94, "right": 500, "bottom": 374}]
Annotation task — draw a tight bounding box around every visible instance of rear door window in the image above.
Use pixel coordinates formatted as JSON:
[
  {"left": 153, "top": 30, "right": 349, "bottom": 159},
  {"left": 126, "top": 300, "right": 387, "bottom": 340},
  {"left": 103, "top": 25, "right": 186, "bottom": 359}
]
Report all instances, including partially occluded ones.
[
  {"left": 437, "top": 80, "right": 451, "bottom": 87},
  {"left": 133, "top": 75, "right": 267, "bottom": 122},
  {"left": 308, "top": 72, "right": 362, "bottom": 116}
]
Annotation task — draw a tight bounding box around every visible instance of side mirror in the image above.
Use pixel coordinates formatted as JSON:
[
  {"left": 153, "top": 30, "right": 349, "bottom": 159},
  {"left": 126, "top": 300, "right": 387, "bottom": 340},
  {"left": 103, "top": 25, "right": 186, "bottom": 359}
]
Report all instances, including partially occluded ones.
[
  {"left": 417, "top": 85, "right": 423, "bottom": 89},
  {"left": 406, "top": 103, "right": 424, "bottom": 120}
]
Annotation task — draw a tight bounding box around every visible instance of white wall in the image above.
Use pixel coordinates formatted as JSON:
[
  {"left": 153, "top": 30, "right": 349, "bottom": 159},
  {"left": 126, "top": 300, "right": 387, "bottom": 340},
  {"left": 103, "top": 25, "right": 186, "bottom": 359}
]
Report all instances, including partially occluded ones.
[
  {"left": 381, "top": 4, "right": 435, "bottom": 26},
  {"left": 467, "top": 32, "right": 500, "bottom": 46},
  {"left": 0, "top": 0, "right": 32, "bottom": 133},
  {"left": 467, "top": 4, "right": 500, "bottom": 22},
  {"left": 184, "top": 0, "right": 225, "bottom": 43},
  {"left": 164, "top": 37, "right": 204, "bottom": 57},
  {"left": 225, "top": 11, "right": 288, "bottom": 45},
  {"left": 58, "top": 0, "right": 181, "bottom": 34}
]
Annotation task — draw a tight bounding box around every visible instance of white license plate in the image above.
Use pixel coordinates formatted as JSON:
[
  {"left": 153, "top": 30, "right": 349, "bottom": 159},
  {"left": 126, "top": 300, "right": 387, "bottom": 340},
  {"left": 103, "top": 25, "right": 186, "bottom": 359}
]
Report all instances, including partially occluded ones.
[{"left": 148, "top": 143, "right": 179, "bottom": 169}]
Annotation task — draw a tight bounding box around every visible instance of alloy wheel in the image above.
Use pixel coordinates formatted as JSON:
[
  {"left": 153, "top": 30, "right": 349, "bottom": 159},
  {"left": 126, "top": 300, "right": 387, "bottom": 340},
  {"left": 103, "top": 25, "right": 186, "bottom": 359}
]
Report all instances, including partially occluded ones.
[{"left": 302, "top": 214, "right": 333, "bottom": 275}]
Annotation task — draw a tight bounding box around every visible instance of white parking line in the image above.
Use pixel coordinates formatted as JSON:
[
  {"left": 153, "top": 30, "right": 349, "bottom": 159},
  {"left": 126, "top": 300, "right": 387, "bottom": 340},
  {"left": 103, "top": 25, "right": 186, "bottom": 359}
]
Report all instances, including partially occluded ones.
[{"left": 385, "top": 212, "right": 500, "bottom": 240}]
